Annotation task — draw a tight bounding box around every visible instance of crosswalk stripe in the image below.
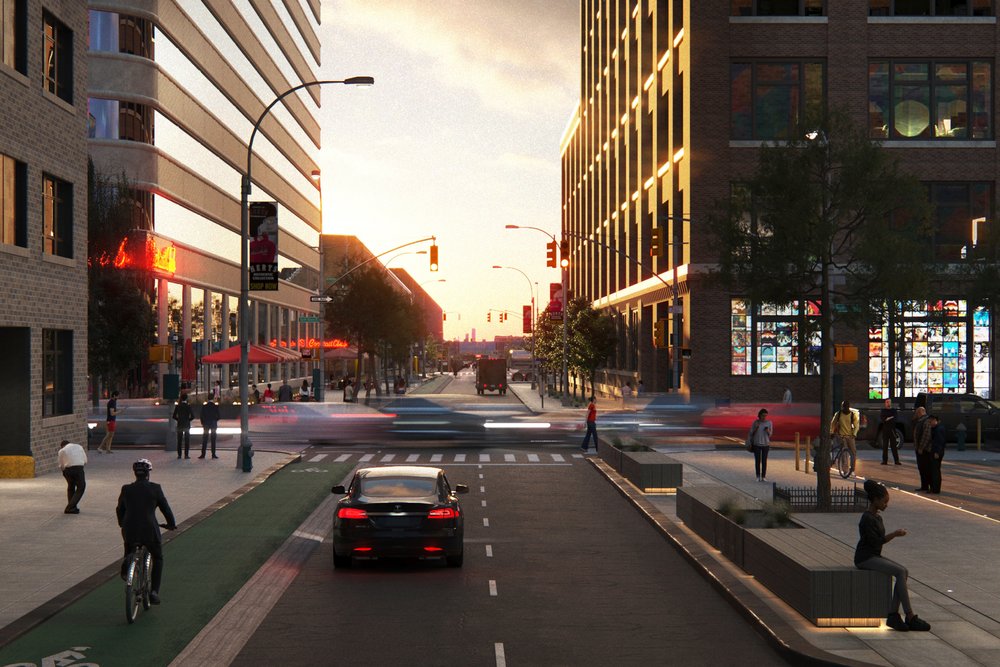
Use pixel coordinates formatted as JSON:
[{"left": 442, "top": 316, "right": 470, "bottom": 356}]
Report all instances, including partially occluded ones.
[
  {"left": 309, "top": 454, "right": 327, "bottom": 462},
  {"left": 551, "top": 454, "right": 565, "bottom": 462},
  {"left": 479, "top": 454, "right": 490, "bottom": 462},
  {"left": 406, "top": 454, "right": 420, "bottom": 462},
  {"left": 504, "top": 454, "right": 515, "bottom": 462},
  {"left": 572, "top": 453, "right": 584, "bottom": 459},
  {"left": 334, "top": 454, "right": 351, "bottom": 462},
  {"left": 430, "top": 454, "right": 443, "bottom": 462},
  {"left": 455, "top": 454, "right": 466, "bottom": 462},
  {"left": 359, "top": 454, "right": 374, "bottom": 462},
  {"left": 381, "top": 454, "right": 395, "bottom": 462},
  {"left": 527, "top": 454, "right": 540, "bottom": 462}
]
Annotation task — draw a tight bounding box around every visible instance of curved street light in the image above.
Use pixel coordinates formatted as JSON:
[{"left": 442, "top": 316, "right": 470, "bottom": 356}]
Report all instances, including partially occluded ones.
[
  {"left": 239, "top": 76, "right": 373, "bottom": 471},
  {"left": 492, "top": 265, "right": 537, "bottom": 388}
]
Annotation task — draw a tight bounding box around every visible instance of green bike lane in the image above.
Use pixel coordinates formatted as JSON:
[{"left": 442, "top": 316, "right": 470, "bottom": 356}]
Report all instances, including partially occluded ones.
[{"left": 0, "top": 458, "right": 354, "bottom": 667}]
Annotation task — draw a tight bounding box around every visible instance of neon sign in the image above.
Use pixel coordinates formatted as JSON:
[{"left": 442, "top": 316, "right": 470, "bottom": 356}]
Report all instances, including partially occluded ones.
[
  {"left": 268, "top": 338, "right": 350, "bottom": 349},
  {"left": 90, "top": 234, "right": 176, "bottom": 275}
]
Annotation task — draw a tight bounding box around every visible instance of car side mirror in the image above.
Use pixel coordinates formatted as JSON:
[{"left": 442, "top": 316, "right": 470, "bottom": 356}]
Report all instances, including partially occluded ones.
[
  {"left": 331, "top": 485, "right": 345, "bottom": 495},
  {"left": 455, "top": 484, "right": 469, "bottom": 494}
]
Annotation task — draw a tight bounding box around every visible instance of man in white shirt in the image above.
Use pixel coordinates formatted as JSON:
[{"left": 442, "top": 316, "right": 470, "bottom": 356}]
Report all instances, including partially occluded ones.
[{"left": 57, "top": 440, "right": 88, "bottom": 514}]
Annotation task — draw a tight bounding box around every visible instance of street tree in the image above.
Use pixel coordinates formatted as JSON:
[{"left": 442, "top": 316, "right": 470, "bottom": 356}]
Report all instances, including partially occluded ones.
[
  {"left": 88, "top": 161, "right": 155, "bottom": 404},
  {"left": 707, "top": 110, "right": 933, "bottom": 508},
  {"left": 568, "top": 298, "right": 618, "bottom": 398}
]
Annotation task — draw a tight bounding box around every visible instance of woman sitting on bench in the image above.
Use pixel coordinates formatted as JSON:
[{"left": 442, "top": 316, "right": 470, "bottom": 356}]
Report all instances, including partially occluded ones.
[{"left": 855, "top": 479, "right": 930, "bottom": 632}]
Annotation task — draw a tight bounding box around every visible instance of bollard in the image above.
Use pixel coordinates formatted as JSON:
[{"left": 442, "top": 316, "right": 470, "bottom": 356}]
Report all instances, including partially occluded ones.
[
  {"left": 794, "top": 432, "right": 800, "bottom": 471},
  {"left": 805, "top": 436, "right": 811, "bottom": 474}
]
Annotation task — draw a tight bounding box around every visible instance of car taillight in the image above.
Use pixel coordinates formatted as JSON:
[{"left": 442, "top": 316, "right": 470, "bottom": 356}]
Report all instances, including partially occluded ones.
[
  {"left": 428, "top": 507, "right": 459, "bottom": 519},
  {"left": 338, "top": 507, "right": 368, "bottom": 519}
]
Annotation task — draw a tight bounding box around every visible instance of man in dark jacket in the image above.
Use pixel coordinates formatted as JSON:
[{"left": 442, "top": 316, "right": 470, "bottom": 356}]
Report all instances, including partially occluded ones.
[
  {"left": 117, "top": 459, "right": 176, "bottom": 604},
  {"left": 912, "top": 407, "right": 932, "bottom": 492},
  {"left": 199, "top": 399, "right": 220, "bottom": 459},
  {"left": 172, "top": 393, "right": 194, "bottom": 459},
  {"left": 928, "top": 414, "right": 946, "bottom": 494}
]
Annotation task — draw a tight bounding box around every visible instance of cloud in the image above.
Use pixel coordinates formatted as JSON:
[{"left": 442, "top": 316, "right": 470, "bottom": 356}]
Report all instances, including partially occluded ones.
[{"left": 327, "top": 0, "right": 578, "bottom": 116}]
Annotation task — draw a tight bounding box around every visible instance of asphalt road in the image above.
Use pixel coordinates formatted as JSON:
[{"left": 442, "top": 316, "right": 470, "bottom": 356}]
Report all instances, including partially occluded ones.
[{"left": 231, "top": 449, "right": 788, "bottom": 667}]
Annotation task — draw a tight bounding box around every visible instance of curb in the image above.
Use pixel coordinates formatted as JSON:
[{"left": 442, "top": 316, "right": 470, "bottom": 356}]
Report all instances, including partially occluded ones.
[
  {"left": 0, "top": 454, "right": 302, "bottom": 649},
  {"left": 584, "top": 455, "right": 879, "bottom": 667}
]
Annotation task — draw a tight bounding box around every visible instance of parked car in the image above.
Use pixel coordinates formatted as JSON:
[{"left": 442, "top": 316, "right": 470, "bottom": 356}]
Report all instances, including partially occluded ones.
[
  {"left": 331, "top": 466, "right": 469, "bottom": 568},
  {"left": 858, "top": 392, "right": 1000, "bottom": 442}
]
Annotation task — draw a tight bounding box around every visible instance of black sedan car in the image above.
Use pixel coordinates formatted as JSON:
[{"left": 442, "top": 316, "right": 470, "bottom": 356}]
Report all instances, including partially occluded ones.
[{"left": 331, "top": 466, "right": 468, "bottom": 568}]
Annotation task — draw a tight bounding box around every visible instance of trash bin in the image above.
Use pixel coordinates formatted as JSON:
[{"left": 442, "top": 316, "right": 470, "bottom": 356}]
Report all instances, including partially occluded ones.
[{"left": 955, "top": 423, "right": 967, "bottom": 451}]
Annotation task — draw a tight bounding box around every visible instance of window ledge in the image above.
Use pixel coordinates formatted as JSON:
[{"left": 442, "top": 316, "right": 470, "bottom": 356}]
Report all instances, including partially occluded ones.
[
  {"left": 42, "top": 413, "right": 78, "bottom": 427},
  {"left": 880, "top": 140, "right": 996, "bottom": 148},
  {"left": 0, "top": 63, "right": 29, "bottom": 87},
  {"left": 730, "top": 16, "right": 827, "bottom": 24},
  {"left": 42, "top": 89, "right": 76, "bottom": 116},
  {"left": 0, "top": 243, "right": 29, "bottom": 258},
  {"left": 42, "top": 252, "right": 76, "bottom": 267},
  {"left": 868, "top": 16, "right": 996, "bottom": 24}
]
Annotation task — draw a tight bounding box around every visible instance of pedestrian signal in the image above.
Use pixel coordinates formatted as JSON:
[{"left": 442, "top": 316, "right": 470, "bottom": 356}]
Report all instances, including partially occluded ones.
[{"left": 650, "top": 228, "right": 665, "bottom": 258}]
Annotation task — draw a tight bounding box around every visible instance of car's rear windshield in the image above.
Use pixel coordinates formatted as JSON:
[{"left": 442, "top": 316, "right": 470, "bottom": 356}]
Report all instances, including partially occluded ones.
[{"left": 360, "top": 477, "right": 437, "bottom": 498}]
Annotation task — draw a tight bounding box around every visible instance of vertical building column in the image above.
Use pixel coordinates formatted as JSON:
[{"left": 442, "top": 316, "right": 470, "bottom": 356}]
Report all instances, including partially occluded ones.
[
  {"left": 220, "top": 293, "right": 230, "bottom": 391},
  {"left": 157, "top": 278, "right": 169, "bottom": 399},
  {"left": 182, "top": 284, "right": 192, "bottom": 392},
  {"left": 203, "top": 288, "right": 212, "bottom": 393}
]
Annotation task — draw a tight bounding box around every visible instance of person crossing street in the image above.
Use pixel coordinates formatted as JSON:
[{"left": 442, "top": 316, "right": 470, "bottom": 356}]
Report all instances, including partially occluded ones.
[{"left": 580, "top": 396, "right": 599, "bottom": 453}]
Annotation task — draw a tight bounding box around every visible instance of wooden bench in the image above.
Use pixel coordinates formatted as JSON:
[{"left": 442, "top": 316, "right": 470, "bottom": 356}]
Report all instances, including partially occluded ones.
[
  {"left": 743, "top": 528, "right": 891, "bottom": 627},
  {"left": 677, "top": 486, "right": 766, "bottom": 568},
  {"left": 597, "top": 441, "right": 682, "bottom": 492}
]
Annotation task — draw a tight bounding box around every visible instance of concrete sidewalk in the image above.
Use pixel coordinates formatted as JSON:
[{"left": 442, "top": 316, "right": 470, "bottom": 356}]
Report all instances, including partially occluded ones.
[{"left": 0, "top": 447, "right": 297, "bottom": 639}]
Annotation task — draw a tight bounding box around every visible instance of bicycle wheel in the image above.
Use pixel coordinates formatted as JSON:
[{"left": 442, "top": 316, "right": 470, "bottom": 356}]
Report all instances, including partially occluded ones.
[
  {"left": 125, "top": 554, "right": 140, "bottom": 624},
  {"left": 140, "top": 550, "right": 152, "bottom": 610},
  {"left": 836, "top": 448, "right": 852, "bottom": 479}
]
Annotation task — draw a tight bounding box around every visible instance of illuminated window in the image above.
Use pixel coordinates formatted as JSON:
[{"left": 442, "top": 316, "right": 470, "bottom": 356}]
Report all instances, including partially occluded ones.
[
  {"left": 731, "top": 300, "right": 821, "bottom": 375},
  {"left": 732, "top": 0, "right": 825, "bottom": 15},
  {"left": 43, "top": 10, "right": 73, "bottom": 103},
  {"left": 1, "top": 0, "right": 26, "bottom": 73},
  {"left": 731, "top": 61, "right": 825, "bottom": 140},
  {"left": 869, "top": 60, "right": 992, "bottom": 140},
  {"left": 42, "top": 174, "right": 72, "bottom": 258},
  {"left": 42, "top": 329, "right": 73, "bottom": 417},
  {"left": 870, "top": 1, "right": 993, "bottom": 15},
  {"left": 0, "top": 153, "right": 26, "bottom": 247},
  {"left": 869, "top": 301, "right": 991, "bottom": 399}
]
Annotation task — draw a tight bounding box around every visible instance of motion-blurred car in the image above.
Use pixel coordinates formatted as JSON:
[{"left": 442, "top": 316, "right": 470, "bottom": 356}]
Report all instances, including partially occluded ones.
[
  {"left": 331, "top": 466, "right": 469, "bottom": 568},
  {"left": 700, "top": 402, "right": 821, "bottom": 439}
]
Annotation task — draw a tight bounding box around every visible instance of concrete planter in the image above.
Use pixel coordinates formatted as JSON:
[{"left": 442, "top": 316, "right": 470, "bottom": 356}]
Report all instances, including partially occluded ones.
[{"left": 598, "top": 442, "right": 681, "bottom": 492}]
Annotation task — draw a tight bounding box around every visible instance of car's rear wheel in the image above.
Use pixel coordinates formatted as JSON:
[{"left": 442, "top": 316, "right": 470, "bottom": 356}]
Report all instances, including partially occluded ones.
[
  {"left": 446, "top": 550, "right": 463, "bottom": 567},
  {"left": 333, "top": 553, "right": 352, "bottom": 569}
]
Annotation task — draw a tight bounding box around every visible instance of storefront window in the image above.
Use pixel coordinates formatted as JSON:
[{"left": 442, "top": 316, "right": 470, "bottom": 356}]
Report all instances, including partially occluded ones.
[
  {"left": 868, "top": 300, "right": 992, "bottom": 399},
  {"left": 731, "top": 300, "right": 821, "bottom": 375}
]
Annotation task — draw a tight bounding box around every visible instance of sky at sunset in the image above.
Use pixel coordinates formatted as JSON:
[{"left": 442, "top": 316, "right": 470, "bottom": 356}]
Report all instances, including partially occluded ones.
[{"left": 319, "top": 1, "right": 579, "bottom": 342}]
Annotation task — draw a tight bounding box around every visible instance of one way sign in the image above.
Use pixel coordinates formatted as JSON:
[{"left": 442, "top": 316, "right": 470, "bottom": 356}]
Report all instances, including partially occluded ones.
[{"left": 310, "top": 295, "right": 333, "bottom": 303}]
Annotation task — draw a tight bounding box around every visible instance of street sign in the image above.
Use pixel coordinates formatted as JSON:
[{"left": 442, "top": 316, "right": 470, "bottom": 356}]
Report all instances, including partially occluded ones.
[
  {"left": 310, "top": 295, "right": 333, "bottom": 303},
  {"left": 299, "top": 316, "right": 320, "bottom": 323}
]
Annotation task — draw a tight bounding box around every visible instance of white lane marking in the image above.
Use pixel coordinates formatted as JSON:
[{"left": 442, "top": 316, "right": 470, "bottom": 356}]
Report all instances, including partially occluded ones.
[
  {"left": 527, "top": 454, "right": 540, "bottom": 462},
  {"left": 334, "top": 454, "right": 351, "bottom": 462},
  {"left": 381, "top": 454, "right": 395, "bottom": 462},
  {"left": 504, "top": 454, "right": 515, "bottom": 462},
  {"left": 495, "top": 643, "right": 506, "bottom": 667},
  {"left": 359, "top": 454, "right": 374, "bottom": 462},
  {"left": 430, "top": 454, "right": 443, "bottom": 462},
  {"left": 455, "top": 453, "right": 466, "bottom": 462},
  {"left": 479, "top": 454, "right": 490, "bottom": 462},
  {"left": 406, "top": 453, "right": 420, "bottom": 462},
  {"left": 479, "top": 473, "right": 484, "bottom": 479},
  {"left": 309, "top": 454, "right": 327, "bottom": 462},
  {"left": 551, "top": 453, "right": 565, "bottom": 462},
  {"left": 480, "top": 485, "right": 486, "bottom": 493},
  {"left": 482, "top": 500, "right": 487, "bottom": 507},
  {"left": 292, "top": 530, "right": 326, "bottom": 543},
  {"left": 572, "top": 453, "right": 584, "bottom": 459},
  {"left": 486, "top": 545, "right": 493, "bottom": 557},
  {"left": 489, "top": 580, "right": 498, "bottom": 596},
  {"left": 483, "top": 518, "right": 490, "bottom": 527}
]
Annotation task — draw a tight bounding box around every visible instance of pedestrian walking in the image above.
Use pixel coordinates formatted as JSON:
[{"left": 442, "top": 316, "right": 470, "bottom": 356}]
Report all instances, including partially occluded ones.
[
  {"left": 344, "top": 380, "right": 355, "bottom": 403},
  {"left": 830, "top": 400, "right": 861, "bottom": 474},
  {"left": 636, "top": 380, "right": 644, "bottom": 396},
  {"left": 747, "top": 409, "right": 773, "bottom": 482},
  {"left": 364, "top": 378, "right": 373, "bottom": 405},
  {"left": 580, "top": 396, "right": 599, "bottom": 452},
  {"left": 277, "top": 379, "right": 293, "bottom": 402},
  {"left": 212, "top": 380, "right": 221, "bottom": 402},
  {"left": 98, "top": 390, "right": 119, "bottom": 453},
  {"left": 928, "top": 414, "right": 946, "bottom": 494},
  {"left": 198, "top": 398, "right": 220, "bottom": 459},
  {"left": 172, "top": 393, "right": 194, "bottom": 459},
  {"left": 300, "top": 379, "right": 311, "bottom": 401},
  {"left": 879, "top": 398, "right": 901, "bottom": 465},
  {"left": 782, "top": 387, "right": 792, "bottom": 405},
  {"left": 912, "top": 406, "right": 932, "bottom": 492},
  {"left": 251, "top": 384, "right": 261, "bottom": 404},
  {"left": 855, "top": 479, "right": 931, "bottom": 632},
  {"left": 263, "top": 383, "right": 274, "bottom": 403},
  {"left": 58, "top": 439, "right": 87, "bottom": 514}
]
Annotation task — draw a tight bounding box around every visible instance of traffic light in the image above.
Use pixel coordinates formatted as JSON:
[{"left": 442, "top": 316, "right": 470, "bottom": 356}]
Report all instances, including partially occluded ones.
[
  {"left": 429, "top": 244, "right": 439, "bottom": 272},
  {"left": 653, "top": 319, "right": 667, "bottom": 348},
  {"left": 487, "top": 312, "right": 492, "bottom": 322},
  {"left": 442, "top": 312, "right": 447, "bottom": 321},
  {"left": 545, "top": 240, "right": 557, "bottom": 267},
  {"left": 502, "top": 312, "right": 507, "bottom": 322},
  {"left": 650, "top": 228, "right": 665, "bottom": 258},
  {"left": 560, "top": 240, "right": 570, "bottom": 268}
]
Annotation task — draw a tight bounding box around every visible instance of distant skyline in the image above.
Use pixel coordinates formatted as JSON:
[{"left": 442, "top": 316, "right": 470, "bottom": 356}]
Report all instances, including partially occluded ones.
[{"left": 319, "top": 0, "right": 579, "bottom": 341}]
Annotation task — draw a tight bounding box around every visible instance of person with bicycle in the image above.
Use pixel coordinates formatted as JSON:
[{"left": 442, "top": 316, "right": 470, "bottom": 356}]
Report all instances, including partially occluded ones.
[
  {"left": 878, "top": 398, "right": 901, "bottom": 466},
  {"left": 830, "top": 400, "right": 861, "bottom": 475},
  {"left": 116, "top": 459, "right": 176, "bottom": 604}
]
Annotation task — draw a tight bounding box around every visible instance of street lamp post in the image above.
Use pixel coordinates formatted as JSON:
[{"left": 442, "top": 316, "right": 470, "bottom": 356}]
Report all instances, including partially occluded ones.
[
  {"left": 418, "top": 278, "right": 446, "bottom": 377},
  {"left": 492, "top": 265, "right": 537, "bottom": 388},
  {"left": 239, "top": 76, "right": 373, "bottom": 472}
]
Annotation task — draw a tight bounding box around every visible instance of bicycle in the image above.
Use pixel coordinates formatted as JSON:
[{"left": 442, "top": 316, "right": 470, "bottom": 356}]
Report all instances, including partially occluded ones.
[
  {"left": 124, "top": 523, "right": 171, "bottom": 624},
  {"left": 830, "top": 436, "right": 853, "bottom": 479}
]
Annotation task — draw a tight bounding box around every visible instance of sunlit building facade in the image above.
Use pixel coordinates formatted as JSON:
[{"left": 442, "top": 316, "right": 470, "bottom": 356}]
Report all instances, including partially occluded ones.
[
  {"left": 561, "top": 0, "right": 998, "bottom": 401},
  {"left": 0, "top": 1, "right": 89, "bottom": 476},
  {"left": 87, "top": 1, "right": 324, "bottom": 400}
]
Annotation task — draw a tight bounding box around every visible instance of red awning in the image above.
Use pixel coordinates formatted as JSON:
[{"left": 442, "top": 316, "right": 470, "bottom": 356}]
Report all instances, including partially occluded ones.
[{"left": 202, "top": 343, "right": 302, "bottom": 365}]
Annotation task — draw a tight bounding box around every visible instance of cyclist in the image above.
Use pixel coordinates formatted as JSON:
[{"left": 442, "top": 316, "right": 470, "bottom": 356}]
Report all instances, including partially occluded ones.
[{"left": 116, "top": 459, "right": 176, "bottom": 604}]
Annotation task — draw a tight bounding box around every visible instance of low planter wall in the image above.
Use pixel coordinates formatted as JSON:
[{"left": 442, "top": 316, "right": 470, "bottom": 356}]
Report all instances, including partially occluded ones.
[{"left": 597, "top": 441, "right": 681, "bottom": 492}]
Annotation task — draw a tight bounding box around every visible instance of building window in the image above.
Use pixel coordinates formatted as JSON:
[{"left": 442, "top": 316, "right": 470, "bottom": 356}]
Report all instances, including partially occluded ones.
[
  {"left": 43, "top": 10, "right": 73, "bottom": 103},
  {"left": 731, "top": 300, "right": 822, "bottom": 375},
  {"left": 926, "top": 182, "right": 993, "bottom": 261},
  {"left": 1, "top": 153, "right": 26, "bottom": 247},
  {"left": 869, "top": 301, "right": 991, "bottom": 399},
  {"left": 2, "top": 0, "right": 26, "bottom": 73},
  {"left": 731, "top": 61, "right": 825, "bottom": 140},
  {"left": 870, "top": 0, "right": 993, "bottom": 15},
  {"left": 870, "top": 60, "right": 992, "bottom": 140},
  {"left": 42, "top": 329, "right": 73, "bottom": 417},
  {"left": 732, "top": 0, "right": 825, "bottom": 15},
  {"left": 43, "top": 174, "right": 72, "bottom": 258}
]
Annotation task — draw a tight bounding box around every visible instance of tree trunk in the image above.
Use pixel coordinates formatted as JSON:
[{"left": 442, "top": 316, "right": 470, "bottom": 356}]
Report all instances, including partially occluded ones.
[{"left": 817, "top": 258, "right": 833, "bottom": 510}]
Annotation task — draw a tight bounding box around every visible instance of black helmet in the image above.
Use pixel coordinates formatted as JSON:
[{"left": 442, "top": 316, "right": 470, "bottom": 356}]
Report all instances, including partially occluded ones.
[{"left": 132, "top": 459, "right": 152, "bottom": 476}]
